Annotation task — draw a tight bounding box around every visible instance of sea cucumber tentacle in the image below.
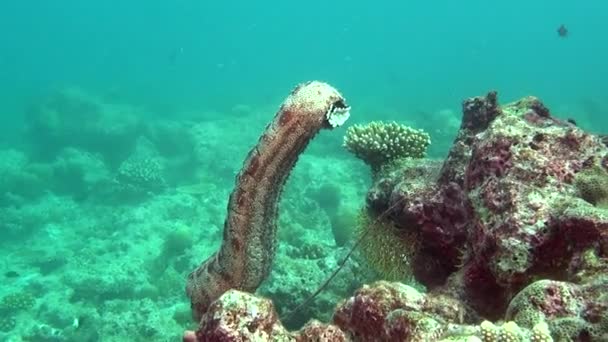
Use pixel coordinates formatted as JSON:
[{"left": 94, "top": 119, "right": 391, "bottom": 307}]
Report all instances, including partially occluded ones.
[{"left": 186, "top": 81, "right": 350, "bottom": 322}]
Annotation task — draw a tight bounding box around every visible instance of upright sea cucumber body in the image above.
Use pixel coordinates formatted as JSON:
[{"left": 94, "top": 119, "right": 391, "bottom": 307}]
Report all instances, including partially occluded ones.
[{"left": 186, "top": 81, "right": 350, "bottom": 322}]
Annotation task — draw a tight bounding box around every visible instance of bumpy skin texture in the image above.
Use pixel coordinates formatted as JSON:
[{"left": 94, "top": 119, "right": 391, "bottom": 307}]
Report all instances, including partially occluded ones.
[{"left": 186, "top": 81, "right": 350, "bottom": 323}]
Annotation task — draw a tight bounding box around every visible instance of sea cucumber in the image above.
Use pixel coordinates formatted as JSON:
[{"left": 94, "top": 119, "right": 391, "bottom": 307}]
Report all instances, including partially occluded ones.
[{"left": 186, "top": 81, "right": 351, "bottom": 322}]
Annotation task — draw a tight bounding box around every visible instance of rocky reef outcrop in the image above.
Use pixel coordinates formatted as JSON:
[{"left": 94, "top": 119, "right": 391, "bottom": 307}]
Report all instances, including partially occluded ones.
[{"left": 188, "top": 92, "right": 608, "bottom": 341}]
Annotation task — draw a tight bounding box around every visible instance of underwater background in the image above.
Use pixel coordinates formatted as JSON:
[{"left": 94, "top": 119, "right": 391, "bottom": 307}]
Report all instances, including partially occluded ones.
[{"left": 0, "top": 0, "right": 607, "bottom": 340}]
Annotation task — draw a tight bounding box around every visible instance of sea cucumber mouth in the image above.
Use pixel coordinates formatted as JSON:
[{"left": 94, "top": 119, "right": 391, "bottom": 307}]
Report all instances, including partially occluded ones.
[{"left": 326, "top": 99, "right": 351, "bottom": 128}]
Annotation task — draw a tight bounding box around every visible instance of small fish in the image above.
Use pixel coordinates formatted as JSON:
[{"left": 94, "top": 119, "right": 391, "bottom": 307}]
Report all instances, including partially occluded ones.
[
  {"left": 557, "top": 24, "right": 568, "bottom": 38},
  {"left": 5, "top": 271, "right": 19, "bottom": 278},
  {"left": 566, "top": 118, "right": 577, "bottom": 126}
]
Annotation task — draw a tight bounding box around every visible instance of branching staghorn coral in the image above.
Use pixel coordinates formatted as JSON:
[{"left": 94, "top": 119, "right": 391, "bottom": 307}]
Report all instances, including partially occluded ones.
[
  {"left": 185, "top": 81, "right": 351, "bottom": 327},
  {"left": 343, "top": 121, "right": 430, "bottom": 173}
]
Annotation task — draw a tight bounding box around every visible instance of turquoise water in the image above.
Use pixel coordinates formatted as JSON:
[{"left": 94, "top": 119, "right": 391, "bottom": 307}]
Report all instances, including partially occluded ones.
[
  {"left": 2, "top": 1, "right": 607, "bottom": 128},
  {"left": 0, "top": 1, "right": 607, "bottom": 340}
]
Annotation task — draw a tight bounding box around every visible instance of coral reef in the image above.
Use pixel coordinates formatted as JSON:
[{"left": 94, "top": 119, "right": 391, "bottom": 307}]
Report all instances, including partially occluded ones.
[
  {"left": 356, "top": 208, "right": 419, "bottom": 281},
  {"left": 0, "top": 292, "right": 36, "bottom": 312},
  {"left": 186, "top": 81, "right": 351, "bottom": 322},
  {"left": 192, "top": 281, "right": 559, "bottom": 341},
  {"left": 5, "top": 82, "right": 607, "bottom": 340},
  {"left": 24, "top": 87, "right": 144, "bottom": 165},
  {"left": 505, "top": 278, "right": 608, "bottom": 341},
  {"left": 478, "top": 320, "right": 553, "bottom": 342},
  {"left": 0, "top": 317, "right": 16, "bottom": 332},
  {"left": 116, "top": 155, "right": 165, "bottom": 195},
  {"left": 0, "top": 291, "right": 36, "bottom": 334},
  {"left": 185, "top": 92, "right": 608, "bottom": 341},
  {"left": 0, "top": 149, "right": 47, "bottom": 204},
  {"left": 574, "top": 165, "right": 608, "bottom": 209},
  {"left": 364, "top": 92, "right": 608, "bottom": 322},
  {"left": 50, "top": 147, "right": 111, "bottom": 199},
  {"left": 343, "top": 121, "right": 431, "bottom": 173},
  {"left": 2, "top": 84, "right": 368, "bottom": 340}
]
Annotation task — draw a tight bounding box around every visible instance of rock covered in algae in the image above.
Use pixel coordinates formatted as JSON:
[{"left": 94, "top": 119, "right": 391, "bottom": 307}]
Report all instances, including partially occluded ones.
[
  {"left": 189, "top": 92, "right": 608, "bottom": 341},
  {"left": 194, "top": 289, "right": 292, "bottom": 341},
  {"left": 192, "top": 281, "right": 562, "bottom": 341},
  {"left": 193, "top": 289, "right": 348, "bottom": 341},
  {"left": 333, "top": 281, "right": 450, "bottom": 341},
  {"left": 194, "top": 282, "right": 464, "bottom": 341},
  {"left": 506, "top": 278, "right": 608, "bottom": 341},
  {"left": 363, "top": 92, "right": 608, "bottom": 321}
]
